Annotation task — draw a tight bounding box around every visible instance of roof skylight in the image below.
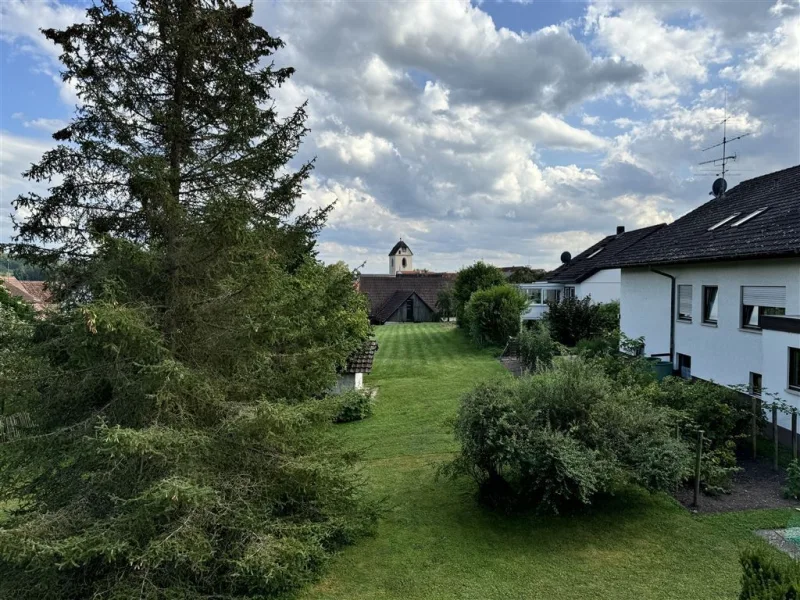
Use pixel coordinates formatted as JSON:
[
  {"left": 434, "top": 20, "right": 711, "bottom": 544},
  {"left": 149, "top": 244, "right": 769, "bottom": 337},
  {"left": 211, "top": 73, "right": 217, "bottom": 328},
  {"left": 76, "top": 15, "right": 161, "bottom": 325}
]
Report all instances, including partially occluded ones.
[
  {"left": 708, "top": 213, "right": 740, "bottom": 231},
  {"left": 731, "top": 207, "right": 769, "bottom": 227},
  {"left": 587, "top": 248, "right": 604, "bottom": 259}
]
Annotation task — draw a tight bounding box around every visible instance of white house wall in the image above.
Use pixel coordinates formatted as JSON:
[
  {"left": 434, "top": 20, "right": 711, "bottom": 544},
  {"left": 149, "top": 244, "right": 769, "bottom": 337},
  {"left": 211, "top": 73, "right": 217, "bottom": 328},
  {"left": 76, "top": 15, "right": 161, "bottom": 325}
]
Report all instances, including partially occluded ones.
[
  {"left": 577, "top": 268, "right": 621, "bottom": 304},
  {"left": 621, "top": 258, "right": 800, "bottom": 398},
  {"left": 763, "top": 328, "right": 800, "bottom": 429},
  {"left": 620, "top": 268, "right": 672, "bottom": 357}
]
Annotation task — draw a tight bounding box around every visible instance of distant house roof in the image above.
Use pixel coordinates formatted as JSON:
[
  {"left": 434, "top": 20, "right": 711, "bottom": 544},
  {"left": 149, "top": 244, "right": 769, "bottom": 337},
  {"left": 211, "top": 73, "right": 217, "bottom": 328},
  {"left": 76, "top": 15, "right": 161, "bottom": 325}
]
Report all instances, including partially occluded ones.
[
  {"left": 389, "top": 240, "right": 412, "bottom": 256},
  {"left": 344, "top": 340, "right": 379, "bottom": 374},
  {"left": 357, "top": 273, "right": 452, "bottom": 323},
  {"left": 545, "top": 224, "right": 665, "bottom": 284},
  {"left": 1, "top": 276, "right": 51, "bottom": 312},
  {"left": 612, "top": 164, "right": 800, "bottom": 268}
]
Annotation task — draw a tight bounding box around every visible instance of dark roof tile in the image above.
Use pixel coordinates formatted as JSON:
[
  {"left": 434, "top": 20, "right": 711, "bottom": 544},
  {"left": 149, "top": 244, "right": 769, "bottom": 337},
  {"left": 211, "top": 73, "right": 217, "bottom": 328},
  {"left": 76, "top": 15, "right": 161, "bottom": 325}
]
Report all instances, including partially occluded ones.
[
  {"left": 357, "top": 273, "right": 451, "bottom": 322},
  {"left": 344, "top": 340, "right": 379, "bottom": 374},
  {"left": 546, "top": 224, "right": 665, "bottom": 283},
  {"left": 613, "top": 164, "right": 800, "bottom": 267},
  {"left": 389, "top": 240, "right": 412, "bottom": 256}
]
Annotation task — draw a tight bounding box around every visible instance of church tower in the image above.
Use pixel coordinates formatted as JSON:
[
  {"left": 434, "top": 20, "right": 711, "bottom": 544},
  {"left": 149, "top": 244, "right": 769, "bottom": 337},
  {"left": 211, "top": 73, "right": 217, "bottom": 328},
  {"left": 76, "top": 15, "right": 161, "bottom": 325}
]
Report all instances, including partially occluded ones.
[{"left": 389, "top": 239, "right": 413, "bottom": 275}]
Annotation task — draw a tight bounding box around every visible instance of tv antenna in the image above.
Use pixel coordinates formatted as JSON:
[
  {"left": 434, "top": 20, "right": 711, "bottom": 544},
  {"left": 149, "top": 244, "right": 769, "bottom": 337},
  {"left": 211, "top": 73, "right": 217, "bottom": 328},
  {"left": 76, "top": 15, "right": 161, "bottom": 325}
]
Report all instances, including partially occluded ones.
[{"left": 698, "top": 89, "right": 750, "bottom": 197}]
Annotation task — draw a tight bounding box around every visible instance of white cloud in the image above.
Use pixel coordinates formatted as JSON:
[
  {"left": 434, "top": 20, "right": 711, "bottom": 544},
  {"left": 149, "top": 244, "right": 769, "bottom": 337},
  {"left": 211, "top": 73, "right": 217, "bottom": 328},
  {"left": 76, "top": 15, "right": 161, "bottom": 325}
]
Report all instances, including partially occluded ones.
[
  {"left": 0, "top": 131, "right": 56, "bottom": 239},
  {"left": 22, "top": 118, "right": 68, "bottom": 133},
  {"left": 1, "top": 0, "right": 797, "bottom": 272},
  {"left": 720, "top": 15, "right": 800, "bottom": 86}
]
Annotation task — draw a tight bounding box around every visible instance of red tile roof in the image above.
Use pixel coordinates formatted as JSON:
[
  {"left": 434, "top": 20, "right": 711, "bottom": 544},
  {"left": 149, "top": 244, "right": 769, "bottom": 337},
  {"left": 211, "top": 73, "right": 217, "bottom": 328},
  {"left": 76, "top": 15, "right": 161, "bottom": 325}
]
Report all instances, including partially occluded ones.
[{"left": 1, "top": 277, "right": 51, "bottom": 312}]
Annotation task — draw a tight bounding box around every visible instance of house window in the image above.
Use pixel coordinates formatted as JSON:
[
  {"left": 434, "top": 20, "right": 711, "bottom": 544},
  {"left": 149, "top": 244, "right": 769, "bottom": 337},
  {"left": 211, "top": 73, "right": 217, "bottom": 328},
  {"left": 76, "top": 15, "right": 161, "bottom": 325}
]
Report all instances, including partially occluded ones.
[
  {"left": 677, "top": 353, "right": 692, "bottom": 380},
  {"left": 545, "top": 289, "right": 561, "bottom": 303},
  {"left": 790, "top": 348, "right": 800, "bottom": 392},
  {"left": 405, "top": 297, "right": 414, "bottom": 321},
  {"left": 401, "top": 257, "right": 407, "bottom": 269},
  {"left": 564, "top": 286, "right": 576, "bottom": 300},
  {"left": 708, "top": 214, "right": 741, "bottom": 231},
  {"left": 731, "top": 207, "right": 769, "bottom": 227},
  {"left": 741, "top": 286, "right": 786, "bottom": 330},
  {"left": 526, "top": 288, "right": 543, "bottom": 304},
  {"left": 677, "top": 285, "right": 692, "bottom": 322},
  {"left": 749, "top": 372, "right": 762, "bottom": 397},
  {"left": 702, "top": 286, "right": 718, "bottom": 325}
]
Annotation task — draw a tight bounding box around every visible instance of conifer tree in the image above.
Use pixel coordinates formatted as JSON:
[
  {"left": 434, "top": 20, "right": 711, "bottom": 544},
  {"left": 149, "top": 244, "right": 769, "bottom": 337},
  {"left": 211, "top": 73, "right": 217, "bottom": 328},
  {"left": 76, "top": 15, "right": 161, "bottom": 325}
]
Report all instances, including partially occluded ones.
[{"left": 0, "top": 1, "right": 374, "bottom": 598}]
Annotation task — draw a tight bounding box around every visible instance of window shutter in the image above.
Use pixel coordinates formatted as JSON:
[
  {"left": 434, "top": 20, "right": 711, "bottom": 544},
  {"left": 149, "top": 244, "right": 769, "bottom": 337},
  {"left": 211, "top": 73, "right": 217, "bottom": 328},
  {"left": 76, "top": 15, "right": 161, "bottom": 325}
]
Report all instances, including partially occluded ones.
[
  {"left": 742, "top": 286, "right": 786, "bottom": 308},
  {"left": 678, "top": 285, "right": 692, "bottom": 316}
]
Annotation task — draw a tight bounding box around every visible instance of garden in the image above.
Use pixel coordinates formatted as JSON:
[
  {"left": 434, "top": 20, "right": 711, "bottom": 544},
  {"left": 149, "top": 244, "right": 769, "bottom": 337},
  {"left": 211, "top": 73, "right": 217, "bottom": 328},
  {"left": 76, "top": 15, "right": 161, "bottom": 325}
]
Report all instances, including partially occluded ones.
[{"left": 302, "top": 323, "right": 800, "bottom": 600}]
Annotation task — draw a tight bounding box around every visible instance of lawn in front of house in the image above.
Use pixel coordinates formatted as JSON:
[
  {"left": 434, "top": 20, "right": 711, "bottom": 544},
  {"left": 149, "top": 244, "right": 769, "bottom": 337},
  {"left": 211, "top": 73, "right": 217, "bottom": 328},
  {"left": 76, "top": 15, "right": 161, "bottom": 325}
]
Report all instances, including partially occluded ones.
[{"left": 303, "top": 323, "right": 794, "bottom": 600}]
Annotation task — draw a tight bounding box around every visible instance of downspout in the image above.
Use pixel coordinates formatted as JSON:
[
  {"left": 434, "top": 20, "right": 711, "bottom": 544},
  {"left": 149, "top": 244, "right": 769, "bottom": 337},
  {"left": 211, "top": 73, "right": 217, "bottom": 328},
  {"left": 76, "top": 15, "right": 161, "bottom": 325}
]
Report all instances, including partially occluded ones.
[{"left": 649, "top": 267, "right": 675, "bottom": 364}]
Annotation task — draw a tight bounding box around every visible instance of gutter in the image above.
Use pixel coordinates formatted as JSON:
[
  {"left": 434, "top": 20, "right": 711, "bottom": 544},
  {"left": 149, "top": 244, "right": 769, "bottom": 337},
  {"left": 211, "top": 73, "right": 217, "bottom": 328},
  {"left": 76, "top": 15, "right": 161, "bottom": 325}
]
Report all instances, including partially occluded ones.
[{"left": 649, "top": 267, "right": 675, "bottom": 364}]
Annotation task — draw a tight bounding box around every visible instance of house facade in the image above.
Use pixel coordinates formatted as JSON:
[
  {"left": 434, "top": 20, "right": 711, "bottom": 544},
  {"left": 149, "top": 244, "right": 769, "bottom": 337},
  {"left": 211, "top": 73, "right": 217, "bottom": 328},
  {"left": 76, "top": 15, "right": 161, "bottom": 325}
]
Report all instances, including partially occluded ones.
[
  {"left": 519, "top": 224, "right": 664, "bottom": 321},
  {"left": 613, "top": 165, "right": 800, "bottom": 429}
]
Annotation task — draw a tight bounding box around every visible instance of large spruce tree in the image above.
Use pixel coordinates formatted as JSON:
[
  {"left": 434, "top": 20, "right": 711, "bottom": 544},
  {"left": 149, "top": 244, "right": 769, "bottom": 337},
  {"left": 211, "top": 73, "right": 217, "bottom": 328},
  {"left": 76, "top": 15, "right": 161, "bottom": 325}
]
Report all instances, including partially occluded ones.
[{"left": 0, "top": 1, "right": 374, "bottom": 598}]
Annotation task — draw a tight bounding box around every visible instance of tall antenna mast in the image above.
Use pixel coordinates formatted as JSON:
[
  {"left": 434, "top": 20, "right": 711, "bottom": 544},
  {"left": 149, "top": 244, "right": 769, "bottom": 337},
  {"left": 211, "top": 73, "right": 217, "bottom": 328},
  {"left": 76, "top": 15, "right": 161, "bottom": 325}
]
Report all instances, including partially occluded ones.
[{"left": 698, "top": 88, "right": 750, "bottom": 198}]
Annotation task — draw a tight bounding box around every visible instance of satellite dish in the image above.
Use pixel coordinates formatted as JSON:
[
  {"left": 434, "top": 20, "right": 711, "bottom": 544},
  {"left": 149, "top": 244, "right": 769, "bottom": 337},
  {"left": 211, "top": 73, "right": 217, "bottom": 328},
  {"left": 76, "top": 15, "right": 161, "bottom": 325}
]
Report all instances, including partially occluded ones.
[
  {"left": 712, "top": 178, "right": 727, "bottom": 198},
  {"left": 560, "top": 251, "right": 572, "bottom": 264}
]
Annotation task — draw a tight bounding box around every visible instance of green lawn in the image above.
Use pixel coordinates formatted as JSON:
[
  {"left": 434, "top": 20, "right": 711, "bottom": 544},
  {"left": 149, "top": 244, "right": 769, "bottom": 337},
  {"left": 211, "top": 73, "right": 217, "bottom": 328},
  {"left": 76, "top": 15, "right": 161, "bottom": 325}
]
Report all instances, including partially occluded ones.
[{"left": 303, "top": 323, "right": 795, "bottom": 600}]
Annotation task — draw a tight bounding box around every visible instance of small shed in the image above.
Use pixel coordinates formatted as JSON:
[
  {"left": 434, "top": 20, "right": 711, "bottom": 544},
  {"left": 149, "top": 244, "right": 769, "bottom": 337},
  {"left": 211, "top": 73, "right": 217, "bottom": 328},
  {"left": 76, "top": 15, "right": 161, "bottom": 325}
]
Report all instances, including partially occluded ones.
[{"left": 333, "top": 339, "right": 379, "bottom": 394}]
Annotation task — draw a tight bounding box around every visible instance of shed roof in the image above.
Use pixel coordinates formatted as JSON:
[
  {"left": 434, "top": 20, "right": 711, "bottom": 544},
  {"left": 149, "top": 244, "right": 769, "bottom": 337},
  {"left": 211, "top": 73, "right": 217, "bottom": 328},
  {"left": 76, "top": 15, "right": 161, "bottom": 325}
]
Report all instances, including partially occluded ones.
[
  {"left": 344, "top": 340, "right": 379, "bottom": 374},
  {"left": 612, "top": 164, "right": 800, "bottom": 267}
]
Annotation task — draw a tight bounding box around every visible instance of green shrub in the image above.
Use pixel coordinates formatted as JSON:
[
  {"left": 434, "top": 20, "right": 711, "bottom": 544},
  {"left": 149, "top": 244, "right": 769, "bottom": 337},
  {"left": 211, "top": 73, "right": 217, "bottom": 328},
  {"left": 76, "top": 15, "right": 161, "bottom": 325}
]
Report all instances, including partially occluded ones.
[
  {"left": 653, "top": 377, "right": 752, "bottom": 493},
  {"left": 740, "top": 546, "right": 800, "bottom": 599},
  {"left": 783, "top": 459, "right": 800, "bottom": 500},
  {"left": 544, "top": 296, "right": 617, "bottom": 347},
  {"left": 452, "top": 262, "right": 505, "bottom": 328},
  {"left": 334, "top": 389, "right": 374, "bottom": 423},
  {"left": 656, "top": 377, "right": 753, "bottom": 450},
  {"left": 699, "top": 442, "right": 742, "bottom": 496},
  {"left": 435, "top": 288, "right": 455, "bottom": 321},
  {"left": 576, "top": 331, "right": 621, "bottom": 358},
  {"left": 443, "top": 359, "right": 688, "bottom": 513},
  {"left": 465, "top": 284, "right": 529, "bottom": 347},
  {"left": 506, "top": 267, "right": 547, "bottom": 284},
  {"left": 518, "top": 324, "right": 562, "bottom": 371},
  {"left": 597, "top": 300, "right": 620, "bottom": 333}
]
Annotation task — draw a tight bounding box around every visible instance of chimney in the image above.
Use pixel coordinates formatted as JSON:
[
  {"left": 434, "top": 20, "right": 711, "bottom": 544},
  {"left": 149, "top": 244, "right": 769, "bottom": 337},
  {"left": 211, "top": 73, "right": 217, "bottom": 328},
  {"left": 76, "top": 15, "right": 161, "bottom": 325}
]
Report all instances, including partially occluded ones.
[{"left": 616, "top": 225, "right": 625, "bottom": 235}]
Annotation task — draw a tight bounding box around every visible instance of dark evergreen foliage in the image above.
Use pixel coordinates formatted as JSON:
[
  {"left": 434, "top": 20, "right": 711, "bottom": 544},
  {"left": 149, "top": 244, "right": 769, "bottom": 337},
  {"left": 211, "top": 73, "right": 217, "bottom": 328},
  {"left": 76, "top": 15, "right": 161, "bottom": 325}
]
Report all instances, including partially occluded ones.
[
  {"left": 0, "top": 2, "right": 375, "bottom": 598},
  {"left": 0, "top": 253, "right": 46, "bottom": 280},
  {"left": 740, "top": 546, "right": 800, "bottom": 599},
  {"left": 506, "top": 267, "right": 546, "bottom": 284}
]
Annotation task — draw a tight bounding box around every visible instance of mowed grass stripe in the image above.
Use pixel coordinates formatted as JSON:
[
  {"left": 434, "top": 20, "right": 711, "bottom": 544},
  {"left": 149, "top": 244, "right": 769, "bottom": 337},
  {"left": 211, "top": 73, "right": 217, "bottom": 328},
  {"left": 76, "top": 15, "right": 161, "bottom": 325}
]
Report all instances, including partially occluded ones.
[{"left": 304, "top": 323, "right": 792, "bottom": 600}]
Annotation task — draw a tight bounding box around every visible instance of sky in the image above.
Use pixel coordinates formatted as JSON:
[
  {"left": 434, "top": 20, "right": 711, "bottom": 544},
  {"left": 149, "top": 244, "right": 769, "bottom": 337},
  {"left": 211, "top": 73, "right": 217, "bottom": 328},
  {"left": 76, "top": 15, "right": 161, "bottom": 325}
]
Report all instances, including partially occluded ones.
[{"left": 1, "top": 0, "right": 799, "bottom": 274}]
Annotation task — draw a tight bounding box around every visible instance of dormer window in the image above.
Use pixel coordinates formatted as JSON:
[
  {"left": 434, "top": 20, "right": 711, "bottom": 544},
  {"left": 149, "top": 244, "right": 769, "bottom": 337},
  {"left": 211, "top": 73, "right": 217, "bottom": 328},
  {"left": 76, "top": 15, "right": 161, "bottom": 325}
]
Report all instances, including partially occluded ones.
[
  {"left": 731, "top": 207, "right": 769, "bottom": 227},
  {"left": 708, "top": 214, "right": 740, "bottom": 231}
]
